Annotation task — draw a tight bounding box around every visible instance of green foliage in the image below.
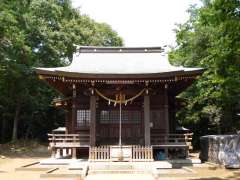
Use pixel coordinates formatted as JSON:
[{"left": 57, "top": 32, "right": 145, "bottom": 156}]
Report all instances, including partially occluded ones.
[
  {"left": 0, "top": 0, "right": 123, "bottom": 142},
  {"left": 170, "top": 0, "right": 240, "bottom": 147}
]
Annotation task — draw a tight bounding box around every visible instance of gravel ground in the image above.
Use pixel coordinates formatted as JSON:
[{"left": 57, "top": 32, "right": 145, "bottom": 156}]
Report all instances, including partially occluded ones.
[{"left": 0, "top": 157, "right": 240, "bottom": 180}]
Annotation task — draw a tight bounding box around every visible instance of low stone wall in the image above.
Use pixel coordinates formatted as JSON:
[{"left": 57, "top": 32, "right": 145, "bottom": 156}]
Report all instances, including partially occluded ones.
[{"left": 200, "top": 135, "right": 240, "bottom": 167}]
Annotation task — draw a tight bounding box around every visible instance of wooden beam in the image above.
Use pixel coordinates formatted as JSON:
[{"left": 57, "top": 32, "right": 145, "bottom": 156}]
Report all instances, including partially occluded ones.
[
  {"left": 71, "top": 84, "right": 77, "bottom": 133},
  {"left": 71, "top": 99, "right": 76, "bottom": 133},
  {"left": 144, "top": 95, "right": 151, "bottom": 146},
  {"left": 164, "top": 86, "right": 169, "bottom": 134},
  {"left": 65, "top": 110, "right": 69, "bottom": 134},
  {"left": 90, "top": 95, "right": 96, "bottom": 146}
]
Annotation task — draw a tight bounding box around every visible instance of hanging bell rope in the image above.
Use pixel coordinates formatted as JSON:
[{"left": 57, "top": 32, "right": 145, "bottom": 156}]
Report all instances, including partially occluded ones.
[{"left": 94, "top": 88, "right": 146, "bottom": 104}]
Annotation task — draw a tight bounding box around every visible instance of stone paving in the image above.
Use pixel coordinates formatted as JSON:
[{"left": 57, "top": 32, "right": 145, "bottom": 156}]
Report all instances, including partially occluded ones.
[{"left": 1, "top": 157, "right": 240, "bottom": 180}]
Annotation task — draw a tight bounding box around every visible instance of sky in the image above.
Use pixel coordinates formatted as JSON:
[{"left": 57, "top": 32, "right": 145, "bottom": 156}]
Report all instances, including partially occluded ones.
[{"left": 71, "top": 0, "right": 202, "bottom": 47}]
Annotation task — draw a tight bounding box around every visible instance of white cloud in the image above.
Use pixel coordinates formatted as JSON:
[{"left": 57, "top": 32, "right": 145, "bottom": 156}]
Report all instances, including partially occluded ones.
[{"left": 72, "top": 0, "right": 201, "bottom": 47}]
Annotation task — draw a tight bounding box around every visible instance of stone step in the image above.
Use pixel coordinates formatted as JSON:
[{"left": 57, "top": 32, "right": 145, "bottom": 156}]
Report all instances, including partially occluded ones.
[
  {"left": 89, "top": 164, "right": 134, "bottom": 170},
  {"left": 88, "top": 169, "right": 149, "bottom": 175}
]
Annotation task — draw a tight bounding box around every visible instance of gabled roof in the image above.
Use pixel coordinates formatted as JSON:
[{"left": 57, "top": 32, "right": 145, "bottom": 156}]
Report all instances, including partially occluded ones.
[{"left": 35, "top": 46, "right": 203, "bottom": 78}]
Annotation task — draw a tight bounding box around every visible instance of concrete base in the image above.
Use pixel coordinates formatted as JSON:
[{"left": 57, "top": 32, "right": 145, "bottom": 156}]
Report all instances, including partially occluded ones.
[
  {"left": 40, "top": 158, "right": 87, "bottom": 165},
  {"left": 40, "top": 158, "right": 200, "bottom": 166},
  {"left": 169, "top": 158, "right": 201, "bottom": 164},
  {"left": 88, "top": 161, "right": 172, "bottom": 175},
  {"left": 37, "top": 158, "right": 201, "bottom": 178},
  {"left": 9, "top": 157, "right": 204, "bottom": 180}
]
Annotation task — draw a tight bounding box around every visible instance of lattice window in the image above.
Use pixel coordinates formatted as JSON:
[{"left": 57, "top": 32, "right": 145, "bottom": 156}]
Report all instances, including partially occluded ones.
[
  {"left": 150, "top": 110, "right": 164, "bottom": 128},
  {"left": 99, "top": 110, "right": 142, "bottom": 123},
  {"left": 77, "top": 110, "right": 90, "bottom": 127}
]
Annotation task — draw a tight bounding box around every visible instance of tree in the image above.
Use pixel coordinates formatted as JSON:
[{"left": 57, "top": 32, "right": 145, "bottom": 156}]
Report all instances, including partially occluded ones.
[
  {"left": 169, "top": 0, "right": 240, "bottom": 147},
  {"left": 0, "top": 0, "right": 123, "bottom": 142}
]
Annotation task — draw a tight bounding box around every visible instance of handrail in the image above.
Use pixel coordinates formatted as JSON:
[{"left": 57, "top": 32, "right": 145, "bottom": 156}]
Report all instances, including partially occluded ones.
[
  {"left": 48, "top": 133, "right": 90, "bottom": 148},
  {"left": 48, "top": 133, "right": 89, "bottom": 137},
  {"left": 151, "top": 133, "right": 193, "bottom": 149}
]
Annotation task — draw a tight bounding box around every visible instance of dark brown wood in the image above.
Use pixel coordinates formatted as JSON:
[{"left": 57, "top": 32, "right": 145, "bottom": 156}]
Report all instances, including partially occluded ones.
[
  {"left": 37, "top": 69, "right": 203, "bottom": 79},
  {"left": 164, "top": 86, "right": 169, "bottom": 134},
  {"left": 71, "top": 84, "right": 77, "bottom": 133},
  {"left": 42, "top": 76, "right": 199, "bottom": 97},
  {"left": 64, "top": 111, "right": 69, "bottom": 133},
  {"left": 71, "top": 100, "right": 76, "bottom": 133},
  {"left": 90, "top": 95, "right": 96, "bottom": 146},
  {"left": 144, "top": 95, "right": 151, "bottom": 146}
]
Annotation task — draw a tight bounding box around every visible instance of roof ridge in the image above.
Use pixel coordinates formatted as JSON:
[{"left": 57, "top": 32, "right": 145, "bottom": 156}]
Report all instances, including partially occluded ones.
[{"left": 76, "top": 46, "right": 164, "bottom": 53}]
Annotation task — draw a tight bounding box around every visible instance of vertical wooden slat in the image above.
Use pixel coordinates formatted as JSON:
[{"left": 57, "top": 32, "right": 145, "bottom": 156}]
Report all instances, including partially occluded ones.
[
  {"left": 138, "top": 146, "right": 141, "bottom": 160},
  {"left": 134, "top": 146, "right": 136, "bottom": 161},
  {"left": 136, "top": 146, "right": 138, "bottom": 160},
  {"left": 98, "top": 147, "right": 101, "bottom": 160},
  {"left": 100, "top": 146, "right": 103, "bottom": 160},
  {"left": 97, "top": 147, "right": 99, "bottom": 160},
  {"left": 103, "top": 146, "right": 106, "bottom": 160},
  {"left": 105, "top": 146, "right": 108, "bottom": 160},
  {"left": 149, "top": 146, "right": 152, "bottom": 160},
  {"left": 72, "top": 148, "right": 77, "bottom": 159},
  {"left": 94, "top": 147, "right": 95, "bottom": 160},
  {"left": 71, "top": 84, "right": 77, "bottom": 133},
  {"left": 164, "top": 86, "right": 169, "bottom": 134},
  {"left": 89, "top": 147, "right": 92, "bottom": 160},
  {"left": 134, "top": 146, "right": 137, "bottom": 161},
  {"left": 105, "top": 146, "right": 107, "bottom": 160},
  {"left": 89, "top": 147, "right": 91, "bottom": 160},
  {"left": 144, "top": 146, "right": 148, "bottom": 159},
  {"left": 150, "top": 146, "right": 153, "bottom": 161},
  {"left": 144, "top": 95, "right": 151, "bottom": 146},
  {"left": 150, "top": 146, "right": 152, "bottom": 161},
  {"left": 51, "top": 147, "right": 56, "bottom": 158},
  {"left": 102, "top": 146, "right": 104, "bottom": 160},
  {"left": 90, "top": 95, "right": 96, "bottom": 146},
  {"left": 146, "top": 146, "right": 148, "bottom": 160},
  {"left": 99, "top": 146, "right": 101, "bottom": 160}
]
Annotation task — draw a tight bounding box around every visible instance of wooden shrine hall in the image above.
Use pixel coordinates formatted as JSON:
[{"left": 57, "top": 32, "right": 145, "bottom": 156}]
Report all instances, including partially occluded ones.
[{"left": 35, "top": 46, "right": 203, "bottom": 161}]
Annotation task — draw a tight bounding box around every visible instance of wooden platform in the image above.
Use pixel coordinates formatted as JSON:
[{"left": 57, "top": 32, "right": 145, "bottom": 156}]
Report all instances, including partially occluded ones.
[{"left": 47, "top": 133, "right": 193, "bottom": 160}]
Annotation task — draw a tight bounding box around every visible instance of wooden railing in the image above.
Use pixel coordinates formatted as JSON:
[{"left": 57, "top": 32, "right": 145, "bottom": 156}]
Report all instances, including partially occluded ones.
[
  {"left": 89, "top": 145, "right": 153, "bottom": 162},
  {"left": 151, "top": 133, "right": 193, "bottom": 149},
  {"left": 48, "top": 133, "right": 90, "bottom": 159},
  {"left": 47, "top": 133, "right": 192, "bottom": 160},
  {"left": 132, "top": 146, "right": 153, "bottom": 162},
  {"left": 89, "top": 146, "right": 111, "bottom": 161},
  {"left": 48, "top": 133, "right": 90, "bottom": 147},
  {"left": 151, "top": 133, "right": 193, "bottom": 159}
]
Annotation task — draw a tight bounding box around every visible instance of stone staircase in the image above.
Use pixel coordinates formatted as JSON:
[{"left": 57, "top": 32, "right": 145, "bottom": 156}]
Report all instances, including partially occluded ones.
[
  {"left": 87, "top": 162, "right": 163, "bottom": 175},
  {"left": 89, "top": 163, "right": 141, "bottom": 174}
]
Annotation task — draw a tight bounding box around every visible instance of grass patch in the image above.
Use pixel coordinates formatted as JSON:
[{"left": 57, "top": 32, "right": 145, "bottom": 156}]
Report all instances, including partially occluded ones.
[{"left": 0, "top": 139, "right": 49, "bottom": 158}]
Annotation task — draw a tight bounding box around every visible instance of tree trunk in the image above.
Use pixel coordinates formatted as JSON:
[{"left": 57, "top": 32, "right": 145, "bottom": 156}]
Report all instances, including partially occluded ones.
[
  {"left": 12, "top": 102, "right": 21, "bottom": 142},
  {"left": 1, "top": 118, "right": 6, "bottom": 143}
]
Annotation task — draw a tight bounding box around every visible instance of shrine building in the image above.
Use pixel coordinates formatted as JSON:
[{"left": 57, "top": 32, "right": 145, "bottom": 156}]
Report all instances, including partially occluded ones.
[{"left": 35, "top": 46, "right": 203, "bottom": 161}]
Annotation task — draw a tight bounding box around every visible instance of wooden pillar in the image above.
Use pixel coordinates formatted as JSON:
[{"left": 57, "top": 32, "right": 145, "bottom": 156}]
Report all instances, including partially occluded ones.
[
  {"left": 71, "top": 84, "right": 77, "bottom": 133},
  {"left": 90, "top": 95, "right": 96, "bottom": 146},
  {"left": 144, "top": 95, "right": 151, "bottom": 146},
  {"left": 64, "top": 110, "right": 69, "bottom": 134},
  {"left": 164, "top": 85, "right": 169, "bottom": 134},
  {"left": 72, "top": 148, "right": 77, "bottom": 159}
]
